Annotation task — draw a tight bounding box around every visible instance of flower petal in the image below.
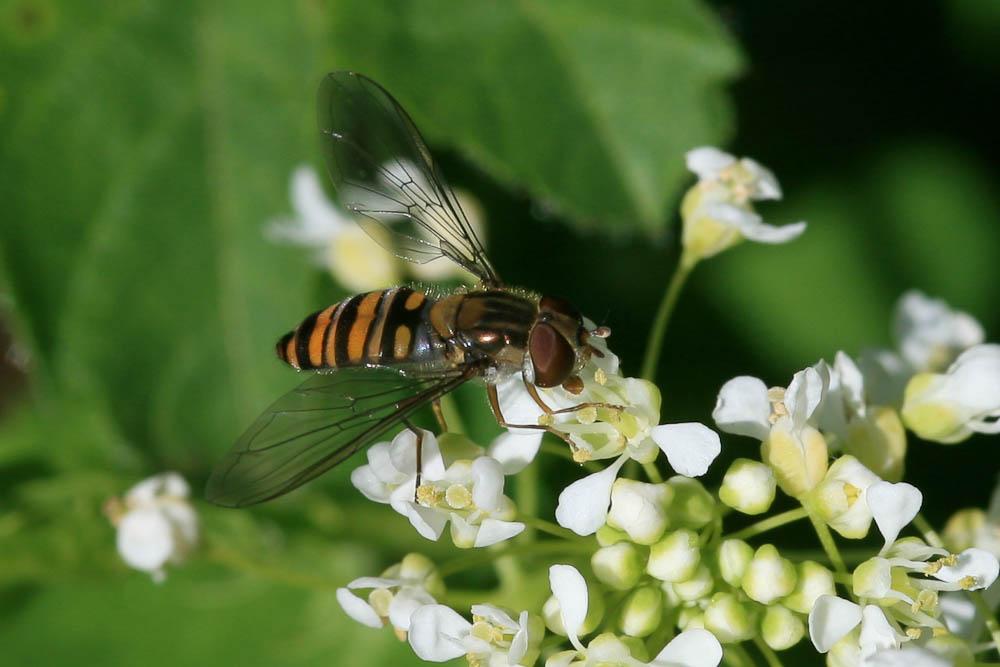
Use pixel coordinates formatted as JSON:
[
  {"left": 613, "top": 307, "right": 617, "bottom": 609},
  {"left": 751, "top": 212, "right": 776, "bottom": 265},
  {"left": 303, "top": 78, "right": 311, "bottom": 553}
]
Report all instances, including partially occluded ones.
[
  {"left": 409, "top": 604, "right": 471, "bottom": 662},
  {"left": 654, "top": 628, "right": 723, "bottom": 666},
  {"left": 474, "top": 519, "right": 525, "bottom": 548},
  {"left": 712, "top": 376, "right": 771, "bottom": 440},
  {"left": 350, "top": 465, "right": 391, "bottom": 503},
  {"left": 859, "top": 605, "right": 899, "bottom": 658},
  {"left": 686, "top": 146, "right": 735, "bottom": 180},
  {"left": 336, "top": 588, "right": 383, "bottom": 628},
  {"left": 402, "top": 503, "right": 449, "bottom": 541},
  {"left": 555, "top": 454, "right": 629, "bottom": 535},
  {"left": 488, "top": 431, "right": 543, "bottom": 475},
  {"left": 740, "top": 220, "right": 807, "bottom": 244},
  {"left": 549, "top": 565, "right": 588, "bottom": 651},
  {"left": 346, "top": 576, "right": 401, "bottom": 590},
  {"left": 651, "top": 423, "right": 721, "bottom": 477},
  {"left": 808, "top": 595, "right": 862, "bottom": 653},
  {"left": 866, "top": 481, "right": 922, "bottom": 551},
  {"left": 786, "top": 366, "right": 824, "bottom": 428},
  {"left": 471, "top": 456, "right": 505, "bottom": 512},
  {"left": 388, "top": 586, "right": 436, "bottom": 631},
  {"left": 935, "top": 547, "right": 1000, "bottom": 591},
  {"left": 116, "top": 507, "right": 176, "bottom": 573}
]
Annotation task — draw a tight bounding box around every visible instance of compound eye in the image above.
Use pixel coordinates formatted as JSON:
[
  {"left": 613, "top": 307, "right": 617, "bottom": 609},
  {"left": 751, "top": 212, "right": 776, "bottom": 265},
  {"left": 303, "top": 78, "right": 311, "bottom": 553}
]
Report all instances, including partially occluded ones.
[
  {"left": 539, "top": 295, "right": 581, "bottom": 322},
  {"left": 529, "top": 322, "right": 576, "bottom": 388}
]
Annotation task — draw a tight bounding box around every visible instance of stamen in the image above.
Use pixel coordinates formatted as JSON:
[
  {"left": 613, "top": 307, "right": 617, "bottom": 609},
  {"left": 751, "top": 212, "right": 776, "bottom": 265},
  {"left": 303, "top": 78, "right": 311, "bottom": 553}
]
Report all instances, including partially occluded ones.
[{"left": 416, "top": 484, "right": 442, "bottom": 507}]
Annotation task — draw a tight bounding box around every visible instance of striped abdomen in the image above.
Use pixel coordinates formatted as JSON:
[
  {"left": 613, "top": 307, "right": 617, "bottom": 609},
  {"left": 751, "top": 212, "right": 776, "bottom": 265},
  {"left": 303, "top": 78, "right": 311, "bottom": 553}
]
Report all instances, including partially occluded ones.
[{"left": 276, "top": 287, "right": 442, "bottom": 371}]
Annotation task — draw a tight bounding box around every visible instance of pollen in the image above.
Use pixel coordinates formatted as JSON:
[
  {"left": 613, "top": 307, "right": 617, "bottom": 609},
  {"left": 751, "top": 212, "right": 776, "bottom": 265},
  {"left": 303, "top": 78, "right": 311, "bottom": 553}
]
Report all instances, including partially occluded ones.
[
  {"left": 572, "top": 447, "right": 592, "bottom": 463},
  {"left": 538, "top": 413, "right": 554, "bottom": 427},
  {"left": 445, "top": 484, "right": 472, "bottom": 509},
  {"left": 416, "top": 484, "right": 443, "bottom": 507},
  {"left": 905, "top": 627, "right": 922, "bottom": 640},
  {"left": 594, "top": 368, "right": 608, "bottom": 386},
  {"left": 577, "top": 406, "right": 598, "bottom": 424},
  {"left": 959, "top": 575, "right": 979, "bottom": 590},
  {"left": 843, "top": 482, "right": 861, "bottom": 506}
]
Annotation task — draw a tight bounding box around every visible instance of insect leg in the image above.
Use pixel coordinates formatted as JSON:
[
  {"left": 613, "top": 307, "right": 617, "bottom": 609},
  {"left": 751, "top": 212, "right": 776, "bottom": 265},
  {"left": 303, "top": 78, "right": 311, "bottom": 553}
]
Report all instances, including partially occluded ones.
[
  {"left": 486, "top": 385, "right": 577, "bottom": 449},
  {"left": 524, "top": 377, "right": 624, "bottom": 416},
  {"left": 403, "top": 418, "right": 423, "bottom": 502},
  {"left": 432, "top": 400, "right": 448, "bottom": 432}
]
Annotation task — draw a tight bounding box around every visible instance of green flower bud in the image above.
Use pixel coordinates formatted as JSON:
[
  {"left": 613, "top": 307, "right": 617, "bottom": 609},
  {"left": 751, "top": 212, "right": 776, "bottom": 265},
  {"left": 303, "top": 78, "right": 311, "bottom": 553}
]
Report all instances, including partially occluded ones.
[
  {"left": 719, "top": 458, "right": 776, "bottom": 515},
  {"left": 607, "top": 478, "right": 672, "bottom": 545},
  {"left": 673, "top": 563, "right": 714, "bottom": 602},
  {"left": 677, "top": 606, "right": 706, "bottom": 630},
  {"left": 718, "top": 539, "right": 754, "bottom": 587},
  {"left": 842, "top": 406, "right": 907, "bottom": 482},
  {"left": 761, "top": 421, "right": 828, "bottom": 498},
  {"left": 619, "top": 586, "right": 663, "bottom": 638},
  {"left": 704, "top": 592, "right": 756, "bottom": 643},
  {"left": 761, "top": 604, "right": 804, "bottom": 651},
  {"left": 852, "top": 557, "right": 892, "bottom": 600},
  {"left": 741, "top": 544, "right": 797, "bottom": 604},
  {"left": 782, "top": 560, "right": 834, "bottom": 614},
  {"left": 596, "top": 524, "right": 630, "bottom": 547},
  {"left": 543, "top": 582, "right": 605, "bottom": 637},
  {"left": 665, "top": 476, "right": 716, "bottom": 529},
  {"left": 647, "top": 529, "right": 701, "bottom": 582},
  {"left": 943, "top": 508, "right": 988, "bottom": 553},
  {"left": 592, "top": 542, "right": 643, "bottom": 591}
]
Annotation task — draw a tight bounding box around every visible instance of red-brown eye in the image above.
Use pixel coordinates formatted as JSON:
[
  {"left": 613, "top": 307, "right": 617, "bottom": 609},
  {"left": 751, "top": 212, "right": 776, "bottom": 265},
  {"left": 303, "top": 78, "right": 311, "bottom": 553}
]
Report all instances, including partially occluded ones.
[{"left": 529, "top": 322, "right": 576, "bottom": 388}]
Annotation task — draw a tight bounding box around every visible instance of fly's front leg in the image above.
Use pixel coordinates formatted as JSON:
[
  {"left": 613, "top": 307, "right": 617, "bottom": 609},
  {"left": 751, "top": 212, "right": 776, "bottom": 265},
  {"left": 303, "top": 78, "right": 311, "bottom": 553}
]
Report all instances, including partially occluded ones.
[
  {"left": 486, "top": 385, "right": 578, "bottom": 451},
  {"left": 524, "top": 377, "right": 624, "bottom": 417}
]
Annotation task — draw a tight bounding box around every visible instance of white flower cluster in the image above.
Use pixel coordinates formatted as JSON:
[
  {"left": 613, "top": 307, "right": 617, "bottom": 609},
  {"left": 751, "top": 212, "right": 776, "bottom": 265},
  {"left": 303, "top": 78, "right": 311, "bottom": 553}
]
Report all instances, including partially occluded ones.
[{"left": 104, "top": 472, "right": 198, "bottom": 582}]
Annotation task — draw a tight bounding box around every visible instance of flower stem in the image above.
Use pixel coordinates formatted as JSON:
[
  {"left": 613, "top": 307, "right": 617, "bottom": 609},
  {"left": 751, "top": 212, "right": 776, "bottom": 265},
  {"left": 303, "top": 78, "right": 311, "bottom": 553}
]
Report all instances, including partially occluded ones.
[
  {"left": 518, "top": 459, "right": 541, "bottom": 542},
  {"left": 640, "top": 260, "right": 694, "bottom": 381},
  {"left": 205, "top": 542, "right": 337, "bottom": 590},
  {"left": 439, "top": 393, "right": 467, "bottom": 434},
  {"left": 914, "top": 513, "right": 945, "bottom": 549},
  {"left": 805, "top": 506, "right": 848, "bottom": 580},
  {"left": 518, "top": 515, "right": 584, "bottom": 542},
  {"left": 972, "top": 591, "right": 1000, "bottom": 660},
  {"left": 753, "top": 636, "right": 785, "bottom": 667},
  {"left": 724, "top": 643, "right": 755, "bottom": 667},
  {"left": 643, "top": 462, "right": 663, "bottom": 483},
  {"left": 724, "top": 507, "right": 809, "bottom": 541}
]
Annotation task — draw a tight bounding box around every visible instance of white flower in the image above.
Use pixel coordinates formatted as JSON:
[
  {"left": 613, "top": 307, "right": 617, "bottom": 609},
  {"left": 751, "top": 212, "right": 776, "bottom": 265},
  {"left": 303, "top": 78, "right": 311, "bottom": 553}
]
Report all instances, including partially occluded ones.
[
  {"left": 266, "top": 165, "right": 400, "bottom": 292},
  {"left": 867, "top": 481, "right": 922, "bottom": 552},
  {"left": 809, "top": 597, "right": 903, "bottom": 660},
  {"left": 713, "top": 368, "right": 829, "bottom": 498},
  {"left": 546, "top": 564, "right": 722, "bottom": 666},
  {"left": 336, "top": 553, "right": 443, "bottom": 635},
  {"left": 106, "top": 472, "right": 198, "bottom": 582},
  {"left": 680, "top": 147, "right": 805, "bottom": 263},
  {"left": 811, "top": 455, "right": 881, "bottom": 539},
  {"left": 350, "top": 429, "right": 524, "bottom": 548},
  {"left": 894, "top": 290, "right": 984, "bottom": 373},
  {"left": 902, "top": 344, "right": 1000, "bottom": 443},
  {"left": 409, "top": 603, "right": 543, "bottom": 665}
]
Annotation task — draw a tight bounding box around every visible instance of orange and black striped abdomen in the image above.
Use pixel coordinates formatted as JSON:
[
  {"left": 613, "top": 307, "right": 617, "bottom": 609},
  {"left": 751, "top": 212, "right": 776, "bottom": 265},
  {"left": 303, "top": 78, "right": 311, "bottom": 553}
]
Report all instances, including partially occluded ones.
[{"left": 275, "top": 287, "right": 442, "bottom": 371}]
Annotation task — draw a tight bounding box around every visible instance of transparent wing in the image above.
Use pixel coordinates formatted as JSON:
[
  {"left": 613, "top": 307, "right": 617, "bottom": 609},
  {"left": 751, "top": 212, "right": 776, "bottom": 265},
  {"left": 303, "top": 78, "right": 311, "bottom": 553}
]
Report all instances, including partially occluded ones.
[
  {"left": 317, "top": 71, "right": 501, "bottom": 285},
  {"left": 206, "top": 366, "right": 471, "bottom": 507}
]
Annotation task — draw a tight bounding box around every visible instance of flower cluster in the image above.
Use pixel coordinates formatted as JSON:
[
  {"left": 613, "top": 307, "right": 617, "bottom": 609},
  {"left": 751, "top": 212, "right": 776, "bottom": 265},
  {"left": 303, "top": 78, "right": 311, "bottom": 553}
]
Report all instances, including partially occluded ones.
[{"left": 104, "top": 148, "right": 1000, "bottom": 667}]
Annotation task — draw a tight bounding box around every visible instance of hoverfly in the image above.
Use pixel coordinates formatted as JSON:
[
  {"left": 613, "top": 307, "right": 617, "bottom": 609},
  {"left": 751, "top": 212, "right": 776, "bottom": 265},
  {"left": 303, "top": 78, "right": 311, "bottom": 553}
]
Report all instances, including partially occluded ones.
[{"left": 206, "top": 71, "right": 612, "bottom": 508}]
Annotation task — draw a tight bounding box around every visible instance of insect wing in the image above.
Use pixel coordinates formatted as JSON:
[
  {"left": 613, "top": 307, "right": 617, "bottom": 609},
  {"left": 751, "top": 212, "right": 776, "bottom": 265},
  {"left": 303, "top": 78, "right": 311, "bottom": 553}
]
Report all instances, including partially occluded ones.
[
  {"left": 317, "top": 71, "right": 501, "bottom": 285},
  {"left": 206, "top": 366, "right": 470, "bottom": 507}
]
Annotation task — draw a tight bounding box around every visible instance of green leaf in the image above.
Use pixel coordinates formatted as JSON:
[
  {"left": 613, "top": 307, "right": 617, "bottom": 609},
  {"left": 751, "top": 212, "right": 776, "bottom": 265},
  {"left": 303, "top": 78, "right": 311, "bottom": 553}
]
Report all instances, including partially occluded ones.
[
  {"left": 329, "top": 0, "right": 743, "bottom": 234},
  {"left": 0, "top": 0, "right": 334, "bottom": 463}
]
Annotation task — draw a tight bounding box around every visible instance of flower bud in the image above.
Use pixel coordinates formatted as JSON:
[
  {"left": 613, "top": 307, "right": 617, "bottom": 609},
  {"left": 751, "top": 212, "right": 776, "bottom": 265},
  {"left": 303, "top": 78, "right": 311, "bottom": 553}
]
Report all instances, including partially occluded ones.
[
  {"left": 718, "top": 539, "right": 755, "bottom": 587},
  {"left": 842, "top": 407, "right": 907, "bottom": 482},
  {"left": 607, "top": 478, "right": 672, "bottom": 545},
  {"left": 810, "top": 455, "right": 878, "bottom": 539},
  {"left": 592, "top": 542, "right": 643, "bottom": 591},
  {"left": 619, "top": 586, "right": 663, "bottom": 638},
  {"left": 761, "top": 604, "right": 804, "bottom": 651},
  {"left": 742, "top": 544, "right": 797, "bottom": 604},
  {"left": 852, "top": 557, "right": 894, "bottom": 601},
  {"left": 647, "top": 529, "right": 701, "bottom": 582},
  {"left": 677, "top": 606, "right": 706, "bottom": 630},
  {"left": 719, "top": 458, "right": 776, "bottom": 515},
  {"left": 704, "top": 592, "right": 756, "bottom": 643},
  {"left": 596, "top": 524, "right": 630, "bottom": 547},
  {"left": 782, "top": 561, "right": 834, "bottom": 614},
  {"left": 761, "top": 420, "right": 828, "bottom": 498},
  {"left": 665, "top": 477, "right": 716, "bottom": 530},
  {"left": 901, "top": 345, "right": 1000, "bottom": 444},
  {"left": 673, "top": 563, "right": 714, "bottom": 601},
  {"left": 543, "top": 582, "right": 605, "bottom": 637},
  {"left": 943, "top": 508, "right": 989, "bottom": 553}
]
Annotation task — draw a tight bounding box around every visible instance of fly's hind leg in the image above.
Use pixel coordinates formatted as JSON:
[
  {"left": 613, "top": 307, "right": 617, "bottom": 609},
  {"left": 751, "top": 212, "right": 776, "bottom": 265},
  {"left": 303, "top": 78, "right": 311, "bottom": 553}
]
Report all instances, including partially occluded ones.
[
  {"left": 523, "top": 378, "right": 625, "bottom": 417},
  {"left": 403, "top": 418, "right": 424, "bottom": 503},
  {"left": 486, "top": 385, "right": 581, "bottom": 453}
]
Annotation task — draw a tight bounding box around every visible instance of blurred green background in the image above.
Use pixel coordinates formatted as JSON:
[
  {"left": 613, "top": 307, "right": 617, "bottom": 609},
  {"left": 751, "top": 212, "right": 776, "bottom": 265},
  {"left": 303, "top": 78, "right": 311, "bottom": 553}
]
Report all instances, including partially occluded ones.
[{"left": 1, "top": 0, "right": 999, "bottom": 664}]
